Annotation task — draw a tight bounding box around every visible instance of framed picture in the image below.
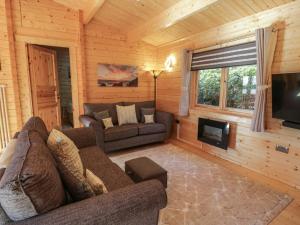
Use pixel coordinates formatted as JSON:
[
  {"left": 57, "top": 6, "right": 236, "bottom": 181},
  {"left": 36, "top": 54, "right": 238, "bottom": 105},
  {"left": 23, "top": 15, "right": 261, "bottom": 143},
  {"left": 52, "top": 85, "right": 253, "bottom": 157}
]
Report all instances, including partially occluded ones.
[{"left": 97, "top": 63, "right": 138, "bottom": 87}]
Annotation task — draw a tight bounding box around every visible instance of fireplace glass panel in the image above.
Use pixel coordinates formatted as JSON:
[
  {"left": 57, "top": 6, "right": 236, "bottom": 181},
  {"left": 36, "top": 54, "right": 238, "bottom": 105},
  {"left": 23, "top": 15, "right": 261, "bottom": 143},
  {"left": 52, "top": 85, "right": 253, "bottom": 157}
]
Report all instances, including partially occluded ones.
[{"left": 203, "top": 125, "right": 222, "bottom": 142}]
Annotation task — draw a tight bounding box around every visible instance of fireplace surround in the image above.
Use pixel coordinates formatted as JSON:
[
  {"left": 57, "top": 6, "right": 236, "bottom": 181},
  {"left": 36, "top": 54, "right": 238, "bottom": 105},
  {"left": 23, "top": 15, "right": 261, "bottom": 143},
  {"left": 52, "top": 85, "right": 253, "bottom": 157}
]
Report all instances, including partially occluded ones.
[{"left": 198, "top": 118, "right": 230, "bottom": 150}]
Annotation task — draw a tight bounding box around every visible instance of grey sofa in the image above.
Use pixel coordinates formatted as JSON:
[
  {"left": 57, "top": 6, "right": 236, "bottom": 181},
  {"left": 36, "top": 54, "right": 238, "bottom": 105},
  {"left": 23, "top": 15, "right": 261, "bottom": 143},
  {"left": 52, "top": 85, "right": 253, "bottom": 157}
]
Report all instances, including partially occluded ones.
[
  {"left": 0, "top": 117, "right": 167, "bottom": 225},
  {"left": 79, "top": 101, "right": 174, "bottom": 153}
]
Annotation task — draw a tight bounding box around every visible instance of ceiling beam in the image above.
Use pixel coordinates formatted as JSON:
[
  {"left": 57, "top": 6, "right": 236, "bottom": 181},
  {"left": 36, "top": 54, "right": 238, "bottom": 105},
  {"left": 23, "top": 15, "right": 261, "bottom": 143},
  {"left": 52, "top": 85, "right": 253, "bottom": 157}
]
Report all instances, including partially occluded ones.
[
  {"left": 127, "top": 0, "right": 219, "bottom": 42},
  {"left": 83, "top": 0, "right": 106, "bottom": 24}
]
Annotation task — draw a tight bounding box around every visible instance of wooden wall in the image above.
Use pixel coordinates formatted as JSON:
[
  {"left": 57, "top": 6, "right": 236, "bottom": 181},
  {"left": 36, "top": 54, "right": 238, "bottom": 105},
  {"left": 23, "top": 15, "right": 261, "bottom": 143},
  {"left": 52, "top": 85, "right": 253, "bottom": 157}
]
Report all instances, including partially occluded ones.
[
  {"left": 84, "top": 20, "right": 156, "bottom": 103},
  {"left": 156, "top": 1, "right": 300, "bottom": 189},
  {"left": 0, "top": 0, "right": 22, "bottom": 135}
]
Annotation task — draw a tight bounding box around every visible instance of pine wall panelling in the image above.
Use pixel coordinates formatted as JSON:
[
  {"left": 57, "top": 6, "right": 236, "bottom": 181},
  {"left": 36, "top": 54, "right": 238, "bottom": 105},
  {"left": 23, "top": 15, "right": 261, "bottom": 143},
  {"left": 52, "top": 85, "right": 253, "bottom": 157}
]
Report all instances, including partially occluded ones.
[
  {"left": 0, "top": 0, "right": 22, "bottom": 136},
  {"left": 156, "top": 1, "right": 300, "bottom": 188},
  {"left": 84, "top": 20, "right": 156, "bottom": 103},
  {"left": 10, "top": 0, "right": 85, "bottom": 128}
]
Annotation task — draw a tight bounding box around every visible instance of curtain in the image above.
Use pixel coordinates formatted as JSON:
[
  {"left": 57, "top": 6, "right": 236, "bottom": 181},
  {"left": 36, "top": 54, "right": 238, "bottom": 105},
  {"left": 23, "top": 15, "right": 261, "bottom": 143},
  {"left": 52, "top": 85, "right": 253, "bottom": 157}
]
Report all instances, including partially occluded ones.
[
  {"left": 178, "top": 49, "right": 193, "bottom": 116},
  {"left": 251, "top": 26, "right": 278, "bottom": 132}
]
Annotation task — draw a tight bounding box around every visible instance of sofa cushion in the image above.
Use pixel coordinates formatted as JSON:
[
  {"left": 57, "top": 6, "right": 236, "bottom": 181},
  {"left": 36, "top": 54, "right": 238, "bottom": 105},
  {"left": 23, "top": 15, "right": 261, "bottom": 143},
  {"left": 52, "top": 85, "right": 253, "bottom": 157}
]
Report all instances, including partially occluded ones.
[
  {"left": 104, "top": 125, "right": 138, "bottom": 142},
  {"left": 124, "top": 101, "right": 155, "bottom": 122},
  {"left": 141, "top": 107, "right": 155, "bottom": 123},
  {"left": 93, "top": 110, "right": 109, "bottom": 122},
  {"left": 84, "top": 102, "right": 123, "bottom": 125},
  {"left": 0, "top": 130, "right": 66, "bottom": 221},
  {"left": 79, "top": 146, "right": 133, "bottom": 191},
  {"left": 138, "top": 123, "right": 166, "bottom": 135},
  {"left": 47, "top": 129, "right": 95, "bottom": 201},
  {"left": 0, "top": 168, "right": 11, "bottom": 225},
  {"left": 20, "top": 116, "right": 49, "bottom": 141},
  {"left": 116, "top": 104, "right": 138, "bottom": 126}
]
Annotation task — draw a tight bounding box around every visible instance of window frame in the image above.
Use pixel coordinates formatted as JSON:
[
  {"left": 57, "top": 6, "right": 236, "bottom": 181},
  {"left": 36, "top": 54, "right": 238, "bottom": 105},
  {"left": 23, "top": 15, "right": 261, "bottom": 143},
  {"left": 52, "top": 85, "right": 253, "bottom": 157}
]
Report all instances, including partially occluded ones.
[{"left": 193, "top": 65, "right": 256, "bottom": 118}]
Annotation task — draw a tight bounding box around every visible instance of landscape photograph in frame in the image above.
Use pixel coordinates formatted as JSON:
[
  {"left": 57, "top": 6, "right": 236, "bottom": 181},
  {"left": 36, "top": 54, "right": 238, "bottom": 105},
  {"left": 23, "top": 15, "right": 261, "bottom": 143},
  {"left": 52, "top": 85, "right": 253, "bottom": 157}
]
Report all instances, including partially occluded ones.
[{"left": 97, "top": 63, "right": 138, "bottom": 87}]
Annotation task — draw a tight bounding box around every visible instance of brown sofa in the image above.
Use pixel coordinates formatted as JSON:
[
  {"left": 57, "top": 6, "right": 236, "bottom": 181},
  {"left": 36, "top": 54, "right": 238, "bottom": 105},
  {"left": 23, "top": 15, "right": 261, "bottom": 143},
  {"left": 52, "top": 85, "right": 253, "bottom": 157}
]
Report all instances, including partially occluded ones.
[
  {"left": 0, "top": 117, "right": 167, "bottom": 225},
  {"left": 79, "top": 101, "right": 174, "bottom": 153}
]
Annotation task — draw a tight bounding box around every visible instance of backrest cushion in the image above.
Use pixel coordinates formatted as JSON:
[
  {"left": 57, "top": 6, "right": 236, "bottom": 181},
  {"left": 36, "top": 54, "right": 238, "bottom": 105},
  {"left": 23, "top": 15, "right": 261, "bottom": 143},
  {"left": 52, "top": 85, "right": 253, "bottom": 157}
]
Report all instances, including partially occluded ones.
[
  {"left": 124, "top": 101, "right": 155, "bottom": 122},
  {"left": 20, "top": 117, "right": 49, "bottom": 141},
  {"left": 47, "top": 129, "right": 95, "bottom": 201},
  {"left": 0, "top": 130, "right": 66, "bottom": 221},
  {"left": 84, "top": 102, "right": 123, "bottom": 125}
]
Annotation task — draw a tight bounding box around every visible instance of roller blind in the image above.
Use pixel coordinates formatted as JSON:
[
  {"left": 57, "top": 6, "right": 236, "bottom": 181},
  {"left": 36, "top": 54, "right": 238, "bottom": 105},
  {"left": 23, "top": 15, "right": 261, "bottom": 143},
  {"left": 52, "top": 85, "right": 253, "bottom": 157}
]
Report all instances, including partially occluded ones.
[{"left": 191, "top": 41, "right": 257, "bottom": 71}]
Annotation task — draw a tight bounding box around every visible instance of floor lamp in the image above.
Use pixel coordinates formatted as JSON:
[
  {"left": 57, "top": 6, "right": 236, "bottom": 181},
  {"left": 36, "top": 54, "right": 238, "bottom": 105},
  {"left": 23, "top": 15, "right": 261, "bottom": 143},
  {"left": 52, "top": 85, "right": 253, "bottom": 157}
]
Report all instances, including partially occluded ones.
[{"left": 150, "top": 70, "right": 163, "bottom": 108}]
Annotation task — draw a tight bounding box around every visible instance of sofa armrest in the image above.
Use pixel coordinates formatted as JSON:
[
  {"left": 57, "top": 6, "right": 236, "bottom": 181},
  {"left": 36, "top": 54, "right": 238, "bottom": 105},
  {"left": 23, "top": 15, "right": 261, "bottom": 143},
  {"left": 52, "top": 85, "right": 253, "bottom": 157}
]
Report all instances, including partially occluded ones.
[
  {"left": 79, "top": 115, "right": 96, "bottom": 127},
  {"left": 62, "top": 127, "right": 96, "bottom": 149},
  {"left": 156, "top": 111, "right": 174, "bottom": 139},
  {"left": 89, "top": 121, "right": 105, "bottom": 150},
  {"left": 15, "top": 180, "right": 167, "bottom": 225}
]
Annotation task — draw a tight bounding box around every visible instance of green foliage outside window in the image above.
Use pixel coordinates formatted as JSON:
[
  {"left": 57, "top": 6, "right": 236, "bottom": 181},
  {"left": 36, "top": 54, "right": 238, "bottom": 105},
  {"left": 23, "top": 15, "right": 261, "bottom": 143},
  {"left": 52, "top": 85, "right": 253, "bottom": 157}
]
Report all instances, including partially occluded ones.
[
  {"left": 196, "top": 65, "right": 257, "bottom": 110},
  {"left": 197, "top": 68, "right": 221, "bottom": 106},
  {"left": 226, "top": 65, "right": 257, "bottom": 110}
]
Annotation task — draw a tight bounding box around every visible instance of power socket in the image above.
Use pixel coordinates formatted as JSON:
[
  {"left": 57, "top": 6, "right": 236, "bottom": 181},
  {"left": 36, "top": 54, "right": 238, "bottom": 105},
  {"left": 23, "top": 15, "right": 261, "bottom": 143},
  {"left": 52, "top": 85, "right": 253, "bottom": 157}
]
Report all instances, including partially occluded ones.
[{"left": 275, "top": 144, "right": 289, "bottom": 154}]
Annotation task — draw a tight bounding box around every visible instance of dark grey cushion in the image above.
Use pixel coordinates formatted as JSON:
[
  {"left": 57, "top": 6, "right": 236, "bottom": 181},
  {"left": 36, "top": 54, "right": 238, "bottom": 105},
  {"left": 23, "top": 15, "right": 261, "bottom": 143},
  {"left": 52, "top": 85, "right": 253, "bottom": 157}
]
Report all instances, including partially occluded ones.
[
  {"left": 124, "top": 101, "right": 154, "bottom": 122},
  {"left": 104, "top": 125, "right": 138, "bottom": 142},
  {"left": 140, "top": 107, "right": 155, "bottom": 123},
  {"left": 84, "top": 102, "right": 123, "bottom": 125},
  {"left": 138, "top": 123, "right": 166, "bottom": 135},
  {"left": 93, "top": 110, "right": 109, "bottom": 122}
]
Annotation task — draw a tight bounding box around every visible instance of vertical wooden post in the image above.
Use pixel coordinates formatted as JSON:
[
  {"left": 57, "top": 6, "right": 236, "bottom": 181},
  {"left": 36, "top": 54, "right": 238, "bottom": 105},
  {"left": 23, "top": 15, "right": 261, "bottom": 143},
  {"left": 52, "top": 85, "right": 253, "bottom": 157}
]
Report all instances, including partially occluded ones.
[{"left": 4, "top": 0, "right": 22, "bottom": 131}]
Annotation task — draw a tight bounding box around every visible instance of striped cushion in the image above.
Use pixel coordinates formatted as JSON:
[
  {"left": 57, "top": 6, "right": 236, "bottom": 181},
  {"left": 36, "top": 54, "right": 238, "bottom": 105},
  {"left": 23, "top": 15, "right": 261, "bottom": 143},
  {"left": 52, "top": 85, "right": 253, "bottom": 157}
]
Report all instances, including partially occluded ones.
[
  {"left": 116, "top": 105, "right": 138, "bottom": 126},
  {"left": 47, "top": 129, "right": 95, "bottom": 201}
]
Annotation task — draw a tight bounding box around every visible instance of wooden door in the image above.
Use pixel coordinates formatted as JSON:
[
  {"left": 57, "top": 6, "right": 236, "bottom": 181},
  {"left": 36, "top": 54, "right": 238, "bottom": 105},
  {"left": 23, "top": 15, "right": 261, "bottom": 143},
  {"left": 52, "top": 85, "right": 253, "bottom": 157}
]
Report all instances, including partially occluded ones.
[{"left": 28, "top": 45, "right": 61, "bottom": 130}]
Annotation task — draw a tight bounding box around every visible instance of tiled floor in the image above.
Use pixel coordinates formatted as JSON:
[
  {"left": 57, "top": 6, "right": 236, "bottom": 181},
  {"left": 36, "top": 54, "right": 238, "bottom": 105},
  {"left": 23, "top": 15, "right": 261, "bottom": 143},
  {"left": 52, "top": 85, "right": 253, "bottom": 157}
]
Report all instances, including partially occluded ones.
[{"left": 110, "top": 143, "right": 292, "bottom": 225}]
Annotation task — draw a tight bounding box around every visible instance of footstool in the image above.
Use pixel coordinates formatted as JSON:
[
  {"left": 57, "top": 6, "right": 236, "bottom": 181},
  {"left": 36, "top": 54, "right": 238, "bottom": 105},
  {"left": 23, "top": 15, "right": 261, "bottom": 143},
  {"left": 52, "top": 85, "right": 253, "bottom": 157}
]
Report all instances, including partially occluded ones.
[{"left": 125, "top": 157, "right": 168, "bottom": 188}]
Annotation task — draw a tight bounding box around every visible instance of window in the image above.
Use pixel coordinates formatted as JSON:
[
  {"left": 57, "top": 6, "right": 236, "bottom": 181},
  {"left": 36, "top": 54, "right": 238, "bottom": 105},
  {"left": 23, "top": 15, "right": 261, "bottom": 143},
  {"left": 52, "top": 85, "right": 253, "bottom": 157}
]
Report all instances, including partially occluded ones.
[
  {"left": 192, "top": 41, "right": 257, "bottom": 113},
  {"left": 196, "top": 65, "right": 257, "bottom": 112},
  {"left": 226, "top": 65, "right": 257, "bottom": 110},
  {"left": 197, "top": 68, "right": 221, "bottom": 106}
]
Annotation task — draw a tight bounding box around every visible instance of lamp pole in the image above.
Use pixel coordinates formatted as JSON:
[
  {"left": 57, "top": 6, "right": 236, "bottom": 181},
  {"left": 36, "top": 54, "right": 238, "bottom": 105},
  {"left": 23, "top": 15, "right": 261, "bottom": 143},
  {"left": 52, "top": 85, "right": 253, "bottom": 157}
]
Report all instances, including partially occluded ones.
[{"left": 151, "top": 70, "right": 163, "bottom": 109}]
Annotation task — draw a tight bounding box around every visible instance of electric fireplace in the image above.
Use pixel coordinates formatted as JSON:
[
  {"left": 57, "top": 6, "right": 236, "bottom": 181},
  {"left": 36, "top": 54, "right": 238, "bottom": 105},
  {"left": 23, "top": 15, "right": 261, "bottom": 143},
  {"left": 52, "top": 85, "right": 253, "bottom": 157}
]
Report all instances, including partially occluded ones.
[{"left": 198, "top": 118, "right": 230, "bottom": 150}]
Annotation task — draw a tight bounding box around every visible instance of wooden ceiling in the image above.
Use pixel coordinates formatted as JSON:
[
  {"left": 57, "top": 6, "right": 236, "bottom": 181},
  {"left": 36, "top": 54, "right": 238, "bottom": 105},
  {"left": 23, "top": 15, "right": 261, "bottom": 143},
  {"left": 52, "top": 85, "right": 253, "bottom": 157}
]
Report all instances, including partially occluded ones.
[{"left": 53, "top": 0, "right": 295, "bottom": 46}]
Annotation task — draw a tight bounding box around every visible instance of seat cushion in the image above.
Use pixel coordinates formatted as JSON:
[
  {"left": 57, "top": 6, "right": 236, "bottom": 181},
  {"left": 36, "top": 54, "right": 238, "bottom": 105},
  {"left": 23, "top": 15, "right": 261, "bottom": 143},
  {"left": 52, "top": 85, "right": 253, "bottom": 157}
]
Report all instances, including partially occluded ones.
[
  {"left": 138, "top": 123, "right": 166, "bottom": 135},
  {"left": 79, "top": 146, "right": 133, "bottom": 191},
  {"left": 84, "top": 102, "right": 123, "bottom": 125},
  {"left": 104, "top": 124, "right": 138, "bottom": 142}
]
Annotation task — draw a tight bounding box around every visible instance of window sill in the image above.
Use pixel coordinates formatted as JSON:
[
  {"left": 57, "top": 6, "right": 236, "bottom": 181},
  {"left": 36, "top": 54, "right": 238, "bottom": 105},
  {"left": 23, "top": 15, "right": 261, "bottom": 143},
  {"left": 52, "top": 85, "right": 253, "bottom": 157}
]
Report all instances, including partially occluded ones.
[{"left": 192, "top": 104, "right": 253, "bottom": 119}]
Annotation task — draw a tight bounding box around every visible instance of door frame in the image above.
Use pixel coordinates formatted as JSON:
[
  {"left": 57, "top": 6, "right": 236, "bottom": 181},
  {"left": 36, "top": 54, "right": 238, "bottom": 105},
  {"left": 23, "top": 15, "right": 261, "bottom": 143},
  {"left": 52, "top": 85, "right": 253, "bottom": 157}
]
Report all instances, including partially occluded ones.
[{"left": 19, "top": 36, "right": 81, "bottom": 128}]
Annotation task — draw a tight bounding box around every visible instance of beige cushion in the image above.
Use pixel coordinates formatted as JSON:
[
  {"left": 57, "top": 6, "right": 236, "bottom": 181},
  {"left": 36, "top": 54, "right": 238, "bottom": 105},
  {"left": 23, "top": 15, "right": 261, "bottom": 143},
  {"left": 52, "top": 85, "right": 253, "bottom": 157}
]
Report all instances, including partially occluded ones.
[
  {"left": 116, "top": 104, "right": 138, "bottom": 126},
  {"left": 0, "top": 139, "right": 17, "bottom": 169},
  {"left": 47, "top": 129, "right": 95, "bottom": 201},
  {"left": 102, "top": 117, "right": 114, "bottom": 129},
  {"left": 0, "top": 130, "right": 66, "bottom": 221},
  {"left": 144, "top": 114, "right": 154, "bottom": 124},
  {"left": 86, "top": 169, "right": 108, "bottom": 195}
]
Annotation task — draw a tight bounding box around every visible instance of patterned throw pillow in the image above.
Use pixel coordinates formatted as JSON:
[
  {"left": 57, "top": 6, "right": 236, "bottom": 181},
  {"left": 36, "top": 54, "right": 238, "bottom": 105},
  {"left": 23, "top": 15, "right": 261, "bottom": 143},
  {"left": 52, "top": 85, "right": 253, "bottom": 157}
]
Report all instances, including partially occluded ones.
[
  {"left": 141, "top": 108, "right": 155, "bottom": 123},
  {"left": 102, "top": 117, "right": 114, "bottom": 129},
  {"left": 86, "top": 169, "right": 108, "bottom": 195},
  {"left": 116, "top": 104, "right": 138, "bottom": 126},
  {"left": 47, "top": 129, "right": 95, "bottom": 201},
  {"left": 93, "top": 110, "right": 110, "bottom": 122},
  {"left": 144, "top": 114, "right": 155, "bottom": 124},
  {"left": 0, "top": 139, "right": 17, "bottom": 169}
]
